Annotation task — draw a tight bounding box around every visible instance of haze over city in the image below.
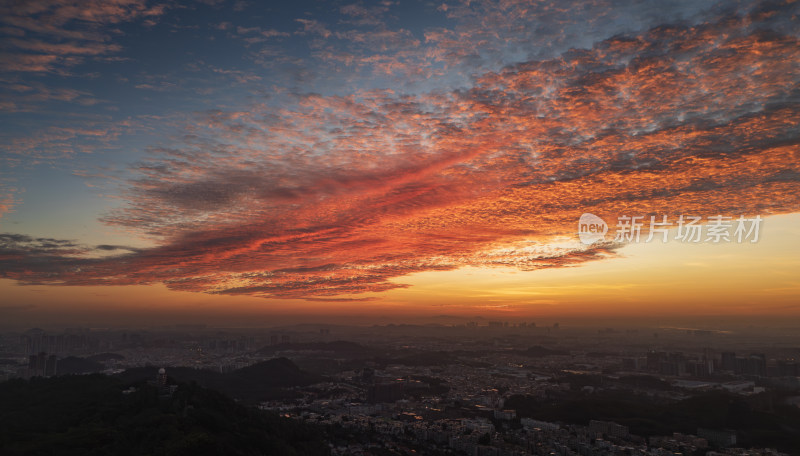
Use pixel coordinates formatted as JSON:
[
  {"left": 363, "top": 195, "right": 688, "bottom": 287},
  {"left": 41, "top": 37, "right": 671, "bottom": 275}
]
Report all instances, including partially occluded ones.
[
  {"left": 2, "top": 0, "right": 798, "bottom": 329},
  {"left": 2, "top": 2, "right": 800, "bottom": 454}
]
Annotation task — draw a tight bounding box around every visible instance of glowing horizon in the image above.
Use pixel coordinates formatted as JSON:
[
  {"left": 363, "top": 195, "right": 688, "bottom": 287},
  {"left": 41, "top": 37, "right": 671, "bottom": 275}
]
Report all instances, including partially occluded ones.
[{"left": 1, "top": 0, "right": 799, "bottom": 326}]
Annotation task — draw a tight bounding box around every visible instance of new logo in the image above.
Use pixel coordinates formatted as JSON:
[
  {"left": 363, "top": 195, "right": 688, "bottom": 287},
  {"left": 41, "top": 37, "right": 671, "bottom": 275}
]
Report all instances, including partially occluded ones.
[{"left": 578, "top": 213, "right": 608, "bottom": 245}]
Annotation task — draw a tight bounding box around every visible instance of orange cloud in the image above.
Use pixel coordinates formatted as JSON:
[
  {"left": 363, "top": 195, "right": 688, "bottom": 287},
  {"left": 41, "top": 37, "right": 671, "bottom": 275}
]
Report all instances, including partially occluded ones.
[{"left": 1, "top": 1, "right": 798, "bottom": 300}]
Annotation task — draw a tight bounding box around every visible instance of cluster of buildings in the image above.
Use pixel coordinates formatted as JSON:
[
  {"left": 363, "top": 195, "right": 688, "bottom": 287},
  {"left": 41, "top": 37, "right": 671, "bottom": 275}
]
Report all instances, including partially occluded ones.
[
  {"left": 256, "top": 359, "right": 790, "bottom": 456},
  {"left": 19, "top": 327, "right": 108, "bottom": 356},
  {"left": 2, "top": 324, "right": 799, "bottom": 454},
  {"left": 24, "top": 351, "right": 58, "bottom": 378},
  {"left": 0, "top": 326, "right": 305, "bottom": 380},
  {"left": 621, "top": 351, "right": 784, "bottom": 379},
  {"left": 290, "top": 400, "right": 787, "bottom": 456}
]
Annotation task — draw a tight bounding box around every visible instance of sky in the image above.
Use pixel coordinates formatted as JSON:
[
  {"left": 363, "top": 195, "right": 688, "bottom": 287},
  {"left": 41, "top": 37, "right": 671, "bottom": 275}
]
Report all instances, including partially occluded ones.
[{"left": 0, "top": 0, "right": 799, "bottom": 327}]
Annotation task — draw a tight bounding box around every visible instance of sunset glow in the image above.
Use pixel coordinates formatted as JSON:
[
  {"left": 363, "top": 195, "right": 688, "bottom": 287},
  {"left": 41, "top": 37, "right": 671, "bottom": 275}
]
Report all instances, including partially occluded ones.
[{"left": 1, "top": 0, "right": 799, "bottom": 326}]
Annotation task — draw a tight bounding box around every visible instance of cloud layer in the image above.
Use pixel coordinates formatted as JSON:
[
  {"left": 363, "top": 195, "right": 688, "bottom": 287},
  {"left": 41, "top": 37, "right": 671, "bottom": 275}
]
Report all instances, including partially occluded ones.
[
  {"left": 0, "top": 0, "right": 164, "bottom": 74},
  {"left": 1, "top": 0, "right": 798, "bottom": 300}
]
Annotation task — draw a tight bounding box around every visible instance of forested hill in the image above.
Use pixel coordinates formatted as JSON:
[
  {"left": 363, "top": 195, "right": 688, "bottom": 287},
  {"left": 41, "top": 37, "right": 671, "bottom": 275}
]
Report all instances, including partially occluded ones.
[
  {"left": 0, "top": 374, "right": 329, "bottom": 456},
  {"left": 116, "top": 357, "right": 323, "bottom": 403}
]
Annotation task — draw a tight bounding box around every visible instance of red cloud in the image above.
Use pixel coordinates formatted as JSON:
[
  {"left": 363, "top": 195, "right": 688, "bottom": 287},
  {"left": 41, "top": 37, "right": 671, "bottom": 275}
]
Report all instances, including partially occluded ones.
[{"left": 2, "top": 1, "right": 799, "bottom": 300}]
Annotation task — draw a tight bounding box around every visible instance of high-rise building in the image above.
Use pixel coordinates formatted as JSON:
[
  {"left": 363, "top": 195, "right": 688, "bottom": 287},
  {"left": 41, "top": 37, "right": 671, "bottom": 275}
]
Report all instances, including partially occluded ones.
[
  {"left": 721, "top": 352, "right": 737, "bottom": 371},
  {"left": 746, "top": 354, "right": 767, "bottom": 377},
  {"left": 27, "top": 355, "right": 38, "bottom": 377},
  {"left": 45, "top": 355, "right": 57, "bottom": 377},
  {"left": 777, "top": 360, "right": 799, "bottom": 377},
  {"left": 647, "top": 351, "right": 666, "bottom": 371}
]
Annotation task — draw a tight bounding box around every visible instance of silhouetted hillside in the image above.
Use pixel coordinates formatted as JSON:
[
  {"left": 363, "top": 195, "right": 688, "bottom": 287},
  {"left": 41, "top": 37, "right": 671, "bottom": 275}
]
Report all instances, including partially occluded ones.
[
  {"left": 56, "top": 356, "right": 104, "bottom": 375},
  {"left": 117, "top": 357, "right": 322, "bottom": 403},
  {"left": 234, "top": 356, "right": 322, "bottom": 386},
  {"left": 505, "top": 390, "right": 800, "bottom": 453},
  {"left": 86, "top": 352, "right": 125, "bottom": 363},
  {"left": 0, "top": 374, "right": 329, "bottom": 455},
  {"left": 256, "top": 340, "right": 372, "bottom": 356}
]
